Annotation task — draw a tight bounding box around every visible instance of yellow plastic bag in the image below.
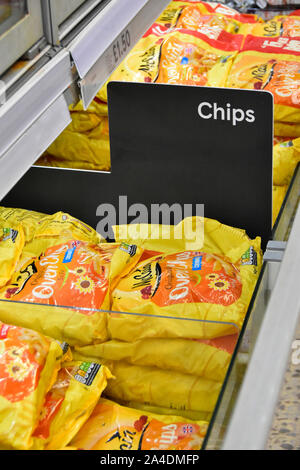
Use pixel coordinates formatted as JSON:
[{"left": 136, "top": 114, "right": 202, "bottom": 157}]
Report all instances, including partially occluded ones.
[
  {"left": 45, "top": 120, "right": 111, "bottom": 172},
  {"left": 156, "top": 29, "right": 240, "bottom": 87},
  {"left": 174, "top": 3, "right": 244, "bottom": 37},
  {"left": 0, "top": 207, "right": 104, "bottom": 260},
  {"left": 274, "top": 121, "right": 300, "bottom": 138},
  {"left": 0, "top": 206, "right": 47, "bottom": 243},
  {"left": 271, "top": 15, "right": 300, "bottom": 38},
  {"left": 75, "top": 334, "right": 237, "bottom": 382},
  {"left": 225, "top": 39, "right": 300, "bottom": 123},
  {"left": 0, "top": 220, "right": 25, "bottom": 288},
  {"left": 238, "top": 18, "right": 283, "bottom": 38},
  {"left": 104, "top": 362, "right": 221, "bottom": 413},
  {"left": 31, "top": 360, "right": 113, "bottom": 450},
  {"left": 67, "top": 111, "right": 103, "bottom": 133},
  {"left": 0, "top": 241, "right": 142, "bottom": 346},
  {"left": 0, "top": 321, "right": 67, "bottom": 450},
  {"left": 110, "top": 217, "right": 262, "bottom": 341},
  {"left": 273, "top": 185, "right": 288, "bottom": 226},
  {"left": 70, "top": 398, "right": 208, "bottom": 450},
  {"left": 156, "top": 1, "right": 259, "bottom": 30},
  {"left": 273, "top": 137, "right": 300, "bottom": 186}
]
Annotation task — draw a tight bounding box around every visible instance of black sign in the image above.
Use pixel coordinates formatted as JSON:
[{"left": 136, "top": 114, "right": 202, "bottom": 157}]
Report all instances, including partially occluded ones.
[{"left": 2, "top": 82, "right": 273, "bottom": 248}]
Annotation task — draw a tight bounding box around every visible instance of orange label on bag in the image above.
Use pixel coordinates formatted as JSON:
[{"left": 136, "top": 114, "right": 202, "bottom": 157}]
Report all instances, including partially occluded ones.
[
  {"left": 116, "top": 251, "right": 242, "bottom": 308},
  {"left": 227, "top": 53, "right": 300, "bottom": 109},
  {"left": 104, "top": 418, "right": 203, "bottom": 450},
  {"left": 1, "top": 241, "right": 114, "bottom": 313},
  {"left": 70, "top": 399, "right": 208, "bottom": 450}
]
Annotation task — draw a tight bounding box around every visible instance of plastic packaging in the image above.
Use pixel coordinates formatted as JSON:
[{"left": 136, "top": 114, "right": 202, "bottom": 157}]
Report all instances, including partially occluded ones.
[
  {"left": 0, "top": 322, "right": 68, "bottom": 450},
  {"left": 31, "top": 360, "right": 113, "bottom": 450},
  {"left": 69, "top": 398, "right": 208, "bottom": 450}
]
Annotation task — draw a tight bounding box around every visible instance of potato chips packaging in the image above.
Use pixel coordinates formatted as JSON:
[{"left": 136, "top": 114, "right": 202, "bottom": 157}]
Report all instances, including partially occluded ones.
[
  {"left": 97, "top": 24, "right": 242, "bottom": 102},
  {"left": 273, "top": 185, "right": 288, "bottom": 225},
  {"left": 104, "top": 362, "right": 222, "bottom": 413},
  {"left": 70, "top": 398, "right": 208, "bottom": 450},
  {"left": 75, "top": 334, "right": 237, "bottom": 382},
  {"left": 0, "top": 207, "right": 103, "bottom": 260},
  {"left": 273, "top": 137, "right": 300, "bottom": 186},
  {"left": 274, "top": 121, "right": 300, "bottom": 138},
  {"left": 225, "top": 36, "right": 300, "bottom": 124},
  {"left": 31, "top": 360, "right": 113, "bottom": 450},
  {"left": 237, "top": 14, "right": 300, "bottom": 38},
  {"left": 44, "top": 116, "right": 111, "bottom": 172},
  {"left": 0, "top": 241, "right": 142, "bottom": 346},
  {"left": 156, "top": 29, "right": 241, "bottom": 87},
  {"left": 0, "top": 322, "right": 67, "bottom": 450},
  {"left": 109, "top": 217, "right": 262, "bottom": 341},
  {"left": 0, "top": 220, "right": 24, "bottom": 288},
  {"left": 157, "top": 1, "right": 259, "bottom": 29}
]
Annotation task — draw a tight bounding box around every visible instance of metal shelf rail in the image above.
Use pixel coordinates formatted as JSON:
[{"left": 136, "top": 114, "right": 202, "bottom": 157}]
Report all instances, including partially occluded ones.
[{"left": 222, "top": 202, "right": 300, "bottom": 450}]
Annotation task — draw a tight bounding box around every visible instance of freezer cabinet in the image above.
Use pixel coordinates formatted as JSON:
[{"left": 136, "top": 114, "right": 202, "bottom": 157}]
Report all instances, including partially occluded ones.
[{"left": 0, "top": 0, "right": 44, "bottom": 75}]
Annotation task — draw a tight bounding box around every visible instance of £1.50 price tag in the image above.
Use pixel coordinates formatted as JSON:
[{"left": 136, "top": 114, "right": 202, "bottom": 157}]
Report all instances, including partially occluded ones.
[{"left": 112, "top": 29, "right": 131, "bottom": 66}]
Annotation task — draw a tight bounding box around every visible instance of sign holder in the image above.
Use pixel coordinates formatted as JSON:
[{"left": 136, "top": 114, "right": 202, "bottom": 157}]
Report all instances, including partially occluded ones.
[{"left": 2, "top": 82, "right": 273, "bottom": 248}]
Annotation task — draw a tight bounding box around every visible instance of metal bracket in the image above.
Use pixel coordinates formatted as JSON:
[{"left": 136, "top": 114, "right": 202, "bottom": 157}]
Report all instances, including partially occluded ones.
[
  {"left": 68, "top": 0, "right": 170, "bottom": 109},
  {"left": 263, "top": 240, "right": 287, "bottom": 262}
]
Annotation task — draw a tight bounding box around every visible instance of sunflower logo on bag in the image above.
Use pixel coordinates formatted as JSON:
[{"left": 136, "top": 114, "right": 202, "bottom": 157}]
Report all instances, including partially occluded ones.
[{"left": 74, "top": 275, "right": 96, "bottom": 294}]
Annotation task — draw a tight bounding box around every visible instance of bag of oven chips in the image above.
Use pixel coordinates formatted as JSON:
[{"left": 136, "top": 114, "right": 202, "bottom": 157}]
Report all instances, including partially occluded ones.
[
  {"left": 0, "top": 219, "right": 24, "bottom": 288},
  {"left": 275, "top": 120, "right": 300, "bottom": 138},
  {"left": 109, "top": 217, "right": 262, "bottom": 342},
  {"left": 273, "top": 137, "right": 300, "bottom": 186},
  {"left": 0, "top": 207, "right": 104, "bottom": 260},
  {"left": 0, "top": 241, "right": 142, "bottom": 346},
  {"left": 31, "top": 360, "right": 113, "bottom": 450},
  {"left": 173, "top": 3, "right": 245, "bottom": 37},
  {"left": 44, "top": 115, "right": 111, "bottom": 172},
  {"left": 0, "top": 321, "right": 68, "bottom": 450},
  {"left": 98, "top": 25, "right": 241, "bottom": 102},
  {"left": 74, "top": 333, "right": 237, "bottom": 382},
  {"left": 69, "top": 398, "right": 208, "bottom": 450},
  {"left": 273, "top": 185, "right": 288, "bottom": 226},
  {"left": 104, "top": 362, "right": 222, "bottom": 413},
  {"left": 155, "top": 29, "right": 241, "bottom": 87},
  {"left": 225, "top": 37, "right": 300, "bottom": 124}
]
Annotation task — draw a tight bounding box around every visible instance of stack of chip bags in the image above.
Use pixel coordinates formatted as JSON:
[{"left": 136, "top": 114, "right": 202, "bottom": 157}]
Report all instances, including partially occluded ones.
[
  {"left": 0, "top": 321, "right": 69, "bottom": 450},
  {"left": 0, "top": 207, "right": 143, "bottom": 346},
  {"left": 75, "top": 216, "right": 262, "bottom": 420},
  {"left": 217, "top": 27, "right": 300, "bottom": 224}
]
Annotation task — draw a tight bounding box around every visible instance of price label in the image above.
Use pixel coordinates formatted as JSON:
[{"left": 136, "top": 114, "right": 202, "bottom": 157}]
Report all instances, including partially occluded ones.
[{"left": 112, "top": 29, "right": 131, "bottom": 66}]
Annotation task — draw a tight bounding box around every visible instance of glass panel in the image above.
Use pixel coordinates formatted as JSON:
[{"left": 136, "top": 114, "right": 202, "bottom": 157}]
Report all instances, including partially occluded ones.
[
  {"left": 0, "top": 299, "right": 240, "bottom": 449},
  {"left": 0, "top": 1, "right": 27, "bottom": 36},
  {"left": 273, "top": 164, "right": 300, "bottom": 242},
  {"left": 202, "top": 263, "right": 269, "bottom": 449},
  {"left": 203, "top": 169, "right": 300, "bottom": 449}
]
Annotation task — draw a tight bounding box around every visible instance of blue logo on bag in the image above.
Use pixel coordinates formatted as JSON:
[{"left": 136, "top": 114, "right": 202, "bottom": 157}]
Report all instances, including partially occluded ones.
[
  {"left": 192, "top": 256, "right": 203, "bottom": 271},
  {"left": 63, "top": 246, "right": 77, "bottom": 263}
]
